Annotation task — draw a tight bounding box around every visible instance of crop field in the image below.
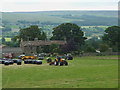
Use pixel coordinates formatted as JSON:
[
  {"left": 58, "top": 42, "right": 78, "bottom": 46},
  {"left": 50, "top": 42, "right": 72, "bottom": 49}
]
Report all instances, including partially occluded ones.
[
  {"left": 81, "top": 26, "right": 109, "bottom": 28},
  {"left": 0, "top": 38, "right": 11, "bottom": 42},
  {"left": 1, "top": 56, "right": 118, "bottom": 88},
  {"left": 5, "top": 38, "right": 11, "bottom": 42}
]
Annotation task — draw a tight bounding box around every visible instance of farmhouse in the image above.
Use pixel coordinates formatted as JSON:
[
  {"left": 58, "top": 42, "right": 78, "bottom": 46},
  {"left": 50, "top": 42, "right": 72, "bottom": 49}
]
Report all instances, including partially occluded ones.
[{"left": 20, "top": 38, "right": 67, "bottom": 55}]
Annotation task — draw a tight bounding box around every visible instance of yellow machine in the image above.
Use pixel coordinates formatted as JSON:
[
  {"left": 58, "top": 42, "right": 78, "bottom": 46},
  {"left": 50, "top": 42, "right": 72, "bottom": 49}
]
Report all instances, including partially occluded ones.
[
  {"left": 21, "top": 56, "right": 36, "bottom": 60},
  {"left": 54, "top": 56, "right": 68, "bottom": 66}
]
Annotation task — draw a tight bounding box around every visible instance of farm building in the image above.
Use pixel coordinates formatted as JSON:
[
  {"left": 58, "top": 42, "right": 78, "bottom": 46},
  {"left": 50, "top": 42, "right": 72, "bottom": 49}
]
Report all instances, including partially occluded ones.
[{"left": 20, "top": 38, "right": 67, "bottom": 55}]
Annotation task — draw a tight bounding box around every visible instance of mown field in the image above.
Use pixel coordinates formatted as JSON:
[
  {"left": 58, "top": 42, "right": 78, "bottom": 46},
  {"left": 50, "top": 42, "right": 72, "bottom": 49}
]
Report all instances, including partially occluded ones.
[{"left": 2, "top": 56, "right": 118, "bottom": 88}]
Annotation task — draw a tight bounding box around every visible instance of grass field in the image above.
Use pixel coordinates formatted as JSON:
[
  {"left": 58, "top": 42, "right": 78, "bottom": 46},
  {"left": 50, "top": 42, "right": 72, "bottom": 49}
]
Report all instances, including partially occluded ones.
[
  {"left": 0, "top": 38, "right": 11, "bottom": 42},
  {"left": 81, "top": 26, "right": 109, "bottom": 28},
  {"left": 2, "top": 56, "right": 118, "bottom": 88}
]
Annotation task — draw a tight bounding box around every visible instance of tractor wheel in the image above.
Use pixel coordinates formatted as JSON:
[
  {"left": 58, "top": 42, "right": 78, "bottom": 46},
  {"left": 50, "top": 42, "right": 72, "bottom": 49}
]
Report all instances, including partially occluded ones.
[
  {"left": 24, "top": 61, "right": 27, "bottom": 64},
  {"left": 23, "top": 57, "right": 26, "bottom": 61},
  {"left": 47, "top": 59, "right": 51, "bottom": 63},
  {"left": 54, "top": 61, "right": 58, "bottom": 66},
  {"left": 4, "top": 63, "right": 9, "bottom": 66},
  {"left": 65, "top": 61, "right": 68, "bottom": 66},
  {"left": 59, "top": 62, "right": 63, "bottom": 66},
  {"left": 49, "top": 63, "right": 52, "bottom": 65},
  {"left": 17, "top": 62, "right": 21, "bottom": 65}
]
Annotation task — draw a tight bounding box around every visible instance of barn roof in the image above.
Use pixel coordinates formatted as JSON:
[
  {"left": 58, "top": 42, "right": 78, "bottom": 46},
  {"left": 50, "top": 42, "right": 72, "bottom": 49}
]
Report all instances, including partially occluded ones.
[{"left": 21, "top": 40, "right": 66, "bottom": 47}]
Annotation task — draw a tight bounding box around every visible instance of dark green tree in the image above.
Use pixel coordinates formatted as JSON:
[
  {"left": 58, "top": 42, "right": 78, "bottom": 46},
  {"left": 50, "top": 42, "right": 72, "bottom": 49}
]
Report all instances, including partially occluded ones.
[
  {"left": 41, "top": 32, "right": 47, "bottom": 40},
  {"left": 2, "top": 37, "right": 5, "bottom": 43},
  {"left": 99, "top": 43, "right": 109, "bottom": 52},
  {"left": 51, "top": 23, "right": 87, "bottom": 47},
  {"left": 102, "top": 26, "right": 120, "bottom": 51},
  {"left": 61, "top": 38, "right": 77, "bottom": 53},
  {"left": 13, "top": 25, "right": 47, "bottom": 41},
  {"left": 42, "top": 45, "right": 50, "bottom": 53},
  {"left": 19, "top": 25, "right": 42, "bottom": 41},
  {"left": 12, "top": 36, "right": 19, "bottom": 42},
  {"left": 86, "top": 46, "right": 96, "bottom": 52},
  {"left": 49, "top": 43, "right": 59, "bottom": 53}
]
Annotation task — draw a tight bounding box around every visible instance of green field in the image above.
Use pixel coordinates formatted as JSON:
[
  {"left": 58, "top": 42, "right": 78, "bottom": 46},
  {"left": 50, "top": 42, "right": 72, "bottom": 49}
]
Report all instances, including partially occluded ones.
[
  {"left": 0, "top": 38, "right": 11, "bottom": 42},
  {"left": 2, "top": 56, "right": 118, "bottom": 88}
]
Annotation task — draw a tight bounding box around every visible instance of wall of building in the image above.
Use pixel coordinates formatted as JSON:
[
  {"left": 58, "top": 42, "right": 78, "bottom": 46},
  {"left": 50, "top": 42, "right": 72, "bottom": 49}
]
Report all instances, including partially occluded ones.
[{"left": 1, "top": 47, "right": 23, "bottom": 58}]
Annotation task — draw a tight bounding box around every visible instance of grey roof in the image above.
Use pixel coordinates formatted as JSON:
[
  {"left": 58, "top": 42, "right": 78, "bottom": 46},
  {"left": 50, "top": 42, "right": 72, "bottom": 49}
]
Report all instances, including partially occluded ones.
[{"left": 21, "top": 40, "right": 66, "bottom": 46}]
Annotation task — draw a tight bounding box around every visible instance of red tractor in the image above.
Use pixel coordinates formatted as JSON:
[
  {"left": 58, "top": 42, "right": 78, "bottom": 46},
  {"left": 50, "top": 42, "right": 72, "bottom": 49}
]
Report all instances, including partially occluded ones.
[{"left": 5, "top": 53, "right": 14, "bottom": 59}]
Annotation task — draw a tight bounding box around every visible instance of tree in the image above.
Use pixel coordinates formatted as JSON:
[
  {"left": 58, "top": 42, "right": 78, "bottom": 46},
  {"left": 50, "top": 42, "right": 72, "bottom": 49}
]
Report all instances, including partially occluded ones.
[
  {"left": 99, "top": 43, "right": 109, "bottom": 52},
  {"left": 14, "top": 25, "right": 47, "bottom": 41},
  {"left": 102, "top": 26, "right": 120, "bottom": 51},
  {"left": 12, "top": 36, "right": 19, "bottom": 42},
  {"left": 42, "top": 45, "right": 50, "bottom": 53},
  {"left": 2, "top": 37, "right": 5, "bottom": 43},
  {"left": 51, "top": 23, "right": 87, "bottom": 47},
  {"left": 41, "top": 32, "right": 47, "bottom": 40},
  {"left": 19, "top": 25, "right": 42, "bottom": 41},
  {"left": 61, "top": 38, "right": 77, "bottom": 53},
  {"left": 86, "top": 46, "right": 96, "bottom": 52},
  {"left": 49, "top": 43, "right": 59, "bottom": 53}
]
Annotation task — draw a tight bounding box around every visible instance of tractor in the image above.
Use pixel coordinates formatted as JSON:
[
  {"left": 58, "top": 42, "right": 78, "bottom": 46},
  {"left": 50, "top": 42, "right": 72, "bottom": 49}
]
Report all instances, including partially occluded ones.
[
  {"left": 20, "top": 56, "right": 36, "bottom": 60},
  {"left": 46, "top": 57, "right": 52, "bottom": 63},
  {"left": 49, "top": 56, "right": 68, "bottom": 66}
]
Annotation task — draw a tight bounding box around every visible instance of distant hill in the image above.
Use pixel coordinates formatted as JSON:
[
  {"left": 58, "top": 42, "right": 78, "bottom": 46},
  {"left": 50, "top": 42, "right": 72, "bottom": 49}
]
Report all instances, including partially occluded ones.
[
  {"left": 2, "top": 10, "right": 118, "bottom": 26},
  {"left": 1, "top": 10, "right": 118, "bottom": 40}
]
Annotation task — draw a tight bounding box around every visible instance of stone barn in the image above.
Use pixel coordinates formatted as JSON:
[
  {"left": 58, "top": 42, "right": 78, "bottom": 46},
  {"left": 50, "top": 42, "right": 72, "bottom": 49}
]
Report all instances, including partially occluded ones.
[{"left": 20, "top": 38, "right": 66, "bottom": 55}]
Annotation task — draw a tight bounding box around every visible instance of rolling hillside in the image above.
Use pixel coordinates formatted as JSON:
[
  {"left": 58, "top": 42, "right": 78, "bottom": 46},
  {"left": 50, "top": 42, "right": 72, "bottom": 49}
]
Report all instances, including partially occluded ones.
[{"left": 1, "top": 10, "right": 118, "bottom": 40}]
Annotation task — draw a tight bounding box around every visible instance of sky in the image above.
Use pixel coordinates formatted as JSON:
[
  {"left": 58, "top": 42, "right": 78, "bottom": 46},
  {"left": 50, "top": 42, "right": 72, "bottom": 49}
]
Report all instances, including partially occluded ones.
[{"left": 1, "top": 0, "right": 120, "bottom": 12}]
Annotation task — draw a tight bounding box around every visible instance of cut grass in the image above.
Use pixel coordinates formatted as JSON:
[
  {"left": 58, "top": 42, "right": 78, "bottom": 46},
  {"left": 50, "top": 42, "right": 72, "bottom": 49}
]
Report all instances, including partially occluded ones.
[{"left": 2, "top": 56, "right": 118, "bottom": 88}]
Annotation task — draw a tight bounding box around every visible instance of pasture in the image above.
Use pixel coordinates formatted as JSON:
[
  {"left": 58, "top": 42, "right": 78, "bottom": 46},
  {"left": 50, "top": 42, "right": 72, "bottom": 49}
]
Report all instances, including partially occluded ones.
[
  {"left": 2, "top": 56, "right": 118, "bottom": 88},
  {"left": 0, "top": 38, "right": 11, "bottom": 42}
]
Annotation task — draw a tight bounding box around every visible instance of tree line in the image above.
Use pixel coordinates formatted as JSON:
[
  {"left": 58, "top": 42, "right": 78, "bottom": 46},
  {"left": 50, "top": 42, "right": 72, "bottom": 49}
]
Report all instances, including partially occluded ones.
[{"left": 2, "top": 23, "right": 120, "bottom": 53}]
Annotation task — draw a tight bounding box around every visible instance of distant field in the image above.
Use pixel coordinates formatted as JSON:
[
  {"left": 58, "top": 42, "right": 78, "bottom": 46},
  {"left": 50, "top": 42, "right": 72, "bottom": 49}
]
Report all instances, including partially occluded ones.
[
  {"left": 2, "top": 11, "right": 118, "bottom": 39},
  {"left": 0, "top": 38, "right": 11, "bottom": 42},
  {"left": 2, "top": 56, "right": 118, "bottom": 88},
  {"left": 2, "top": 11, "right": 118, "bottom": 26},
  {"left": 81, "top": 26, "right": 109, "bottom": 28},
  {"left": 5, "top": 38, "right": 11, "bottom": 42},
  {"left": 0, "top": 26, "right": 3, "bottom": 28}
]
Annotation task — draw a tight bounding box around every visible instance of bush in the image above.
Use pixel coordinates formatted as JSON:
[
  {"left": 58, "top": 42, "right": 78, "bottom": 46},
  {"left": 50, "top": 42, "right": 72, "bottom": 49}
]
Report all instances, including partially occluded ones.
[
  {"left": 73, "top": 51, "right": 79, "bottom": 55},
  {"left": 99, "top": 44, "right": 109, "bottom": 52},
  {"left": 86, "top": 46, "right": 96, "bottom": 52}
]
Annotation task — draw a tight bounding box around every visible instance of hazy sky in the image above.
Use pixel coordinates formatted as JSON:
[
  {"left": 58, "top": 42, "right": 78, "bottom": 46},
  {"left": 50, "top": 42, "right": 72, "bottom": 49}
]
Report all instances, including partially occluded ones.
[{"left": 1, "top": 0, "right": 119, "bottom": 12}]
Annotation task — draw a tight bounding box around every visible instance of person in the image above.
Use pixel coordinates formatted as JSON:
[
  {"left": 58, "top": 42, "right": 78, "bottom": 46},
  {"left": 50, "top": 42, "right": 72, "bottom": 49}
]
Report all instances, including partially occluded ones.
[
  {"left": 65, "top": 54, "right": 67, "bottom": 60},
  {"left": 56, "top": 56, "right": 61, "bottom": 62},
  {"left": 46, "top": 57, "right": 52, "bottom": 63}
]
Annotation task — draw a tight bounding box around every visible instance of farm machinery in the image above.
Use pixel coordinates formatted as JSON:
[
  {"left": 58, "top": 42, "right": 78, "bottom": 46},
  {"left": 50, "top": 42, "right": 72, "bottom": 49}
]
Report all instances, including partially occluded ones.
[
  {"left": 0, "top": 58, "right": 22, "bottom": 65},
  {"left": 20, "top": 55, "right": 36, "bottom": 60},
  {"left": 24, "top": 59, "right": 42, "bottom": 65},
  {"left": 48, "top": 56, "right": 68, "bottom": 66},
  {"left": 17, "top": 54, "right": 42, "bottom": 65}
]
